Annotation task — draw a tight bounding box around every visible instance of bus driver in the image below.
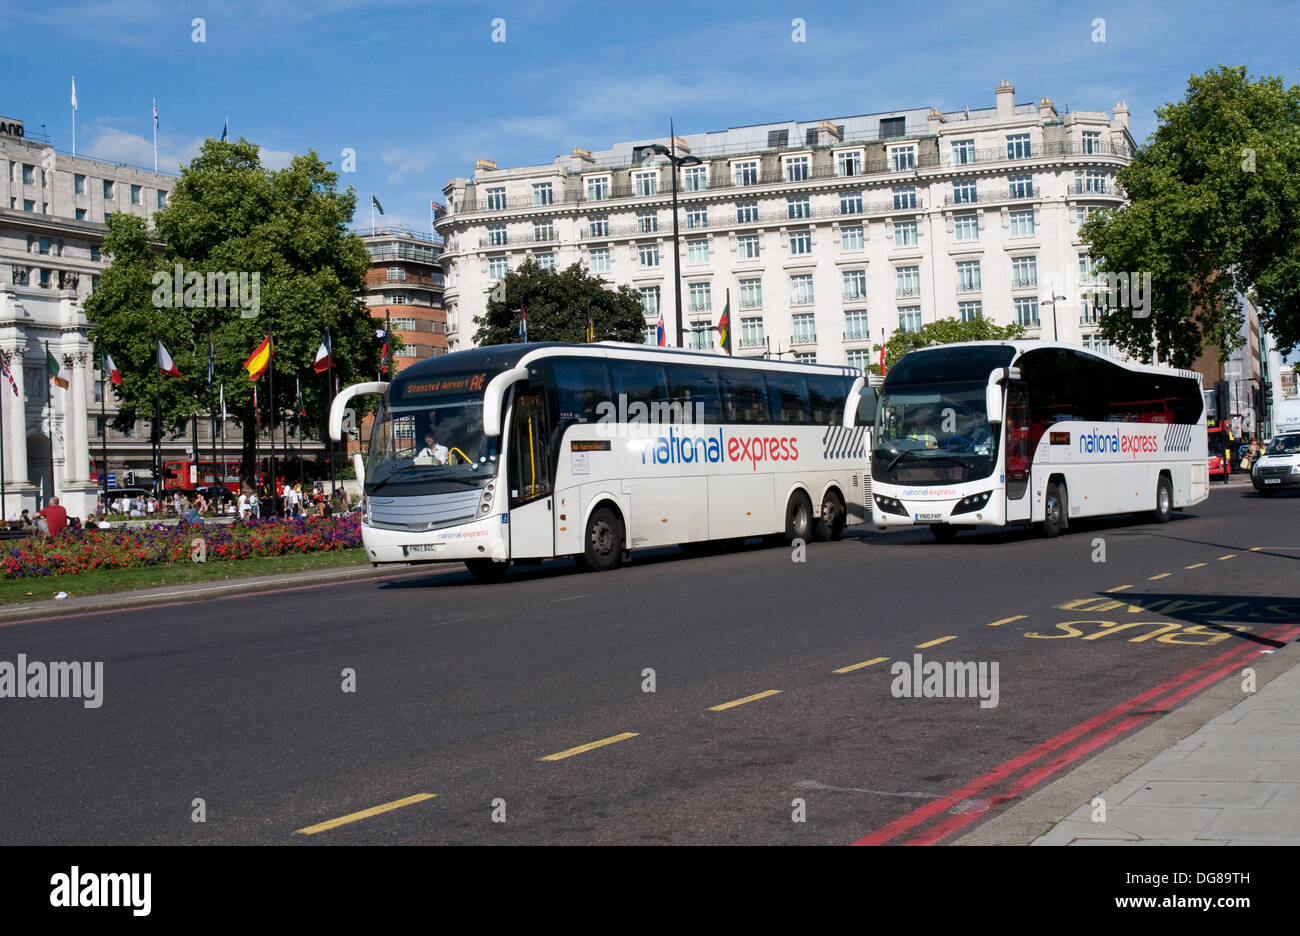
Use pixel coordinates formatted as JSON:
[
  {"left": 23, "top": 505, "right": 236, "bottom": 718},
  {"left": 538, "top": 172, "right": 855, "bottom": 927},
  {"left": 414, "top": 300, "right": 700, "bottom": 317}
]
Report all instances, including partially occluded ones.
[{"left": 418, "top": 431, "right": 449, "bottom": 465}]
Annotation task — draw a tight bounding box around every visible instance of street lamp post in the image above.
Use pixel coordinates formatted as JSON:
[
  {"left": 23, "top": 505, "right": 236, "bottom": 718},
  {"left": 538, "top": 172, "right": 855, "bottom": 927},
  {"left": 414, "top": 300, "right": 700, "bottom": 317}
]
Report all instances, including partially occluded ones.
[
  {"left": 1040, "top": 293, "right": 1067, "bottom": 341},
  {"left": 650, "top": 122, "right": 701, "bottom": 349}
]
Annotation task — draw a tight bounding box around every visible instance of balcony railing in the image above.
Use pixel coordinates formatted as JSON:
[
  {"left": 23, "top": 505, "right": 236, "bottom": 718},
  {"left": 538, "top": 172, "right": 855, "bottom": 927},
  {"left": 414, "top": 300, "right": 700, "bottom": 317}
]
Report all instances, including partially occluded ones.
[
  {"left": 790, "top": 332, "right": 818, "bottom": 346},
  {"left": 1071, "top": 182, "right": 1119, "bottom": 195},
  {"left": 1010, "top": 276, "right": 1039, "bottom": 289},
  {"left": 576, "top": 199, "right": 916, "bottom": 241},
  {"left": 896, "top": 284, "right": 922, "bottom": 298},
  {"left": 477, "top": 232, "right": 560, "bottom": 248},
  {"left": 739, "top": 336, "right": 765, "bottom": 349},
  {"left": 943, "top": 190, "right": 1037, "bottom": 206}
]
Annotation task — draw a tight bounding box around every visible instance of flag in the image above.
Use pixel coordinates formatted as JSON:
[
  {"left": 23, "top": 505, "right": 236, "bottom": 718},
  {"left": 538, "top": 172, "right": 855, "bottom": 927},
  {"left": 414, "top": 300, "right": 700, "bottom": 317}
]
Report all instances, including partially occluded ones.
[
  {"left": 879, "top": 344, "right": 887, "bottom": 376},
  {"left": 1, "top": 351, "right": 18, "bottom": 397},
  {"left": 377, "top": 327, "right": 389, "bottom": 375},
  {"left": 221, "top": 116, "right": 228, "bottom": 142},
  {"left": 656, "top": 313, "right": 666, "bottom": 347},
  {"left": 519, "top": 305, "right": 528, "bottom": 343},
  {"left": 296, "top": 377, "right": 306, "bottom": 418},
  {"left": 47, "top": 348, "right": 70, "bottom": 389},
  {"left": 105, "top": 352, "right": 123, "bottom": 386},
  {"left": 585, "top": 297, "right": 594, "bottom": 344},
  {"left": 313, "top": 333, "right": 333, "bottom": 373},
  {"left": 243, "top": 336, "right": 271, "bottom": 381},
  {"left": 219, "top": 382, "right": 227, "bottom": 421},
  {"left": 157, "top": 341, "right": 181, "bottom": 377},
  {"left": 207, "top": 336, "right": 215, "bottom": 385},
  {"left": 371, "top": 194, "right": 384, "bottom": 215},
  {"left": 153, "top": 99, "right": 158, "bottom": 129},
  {"left": 717, "top": 300, "right": 731, "bottom": 355},
  {"left": 71, "top": 77, "right": 78, "bottom": 111}
]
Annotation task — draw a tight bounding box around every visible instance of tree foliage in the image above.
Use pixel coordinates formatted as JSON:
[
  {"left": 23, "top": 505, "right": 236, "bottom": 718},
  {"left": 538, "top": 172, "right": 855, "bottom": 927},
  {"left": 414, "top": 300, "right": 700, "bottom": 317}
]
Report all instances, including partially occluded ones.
[
  {"left": 1082, "top": 65, "right": 1300, "bottom": 365},
  {"left": 871, "top": 317, "right": 1026, "bottom": 374},
  {"left": 84, "top": 138, "right": 381, "bottom": 483},
  {"left": 473, "top": 259, "right": 647, "bottom": 346}
]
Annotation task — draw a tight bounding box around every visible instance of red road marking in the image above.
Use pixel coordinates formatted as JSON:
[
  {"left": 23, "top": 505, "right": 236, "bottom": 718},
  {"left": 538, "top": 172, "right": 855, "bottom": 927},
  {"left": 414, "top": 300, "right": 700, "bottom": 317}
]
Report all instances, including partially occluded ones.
[{"left": 853, "top": 624, "right": 1299, "bottom": 846}]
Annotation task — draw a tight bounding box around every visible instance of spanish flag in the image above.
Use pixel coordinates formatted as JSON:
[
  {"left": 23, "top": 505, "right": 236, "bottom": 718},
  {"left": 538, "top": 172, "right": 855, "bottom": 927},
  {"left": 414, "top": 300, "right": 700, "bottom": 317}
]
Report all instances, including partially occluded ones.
[{"left": 244, "top": 335, "right": 271, "bottom": 381}]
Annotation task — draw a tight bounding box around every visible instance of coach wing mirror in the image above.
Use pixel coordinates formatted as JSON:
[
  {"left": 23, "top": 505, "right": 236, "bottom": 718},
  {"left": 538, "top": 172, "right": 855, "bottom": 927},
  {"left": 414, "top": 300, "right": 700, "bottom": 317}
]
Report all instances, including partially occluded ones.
[
  {"left": 484, "top": 366, "right": 529, "bottom": 437},
  {"left": 986, "top": 370, "right": 1006, "bottom": 425},
  {"left": 844, "top": 376, "right": 878, "bottom": 427}
]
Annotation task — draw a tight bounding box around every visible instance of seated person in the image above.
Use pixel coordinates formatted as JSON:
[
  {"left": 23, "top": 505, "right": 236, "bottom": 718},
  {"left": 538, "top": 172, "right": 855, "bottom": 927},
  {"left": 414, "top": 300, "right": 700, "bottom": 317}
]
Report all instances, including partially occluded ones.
[{"left": 417, "top": 432, "right": 449, "bottom": 465}]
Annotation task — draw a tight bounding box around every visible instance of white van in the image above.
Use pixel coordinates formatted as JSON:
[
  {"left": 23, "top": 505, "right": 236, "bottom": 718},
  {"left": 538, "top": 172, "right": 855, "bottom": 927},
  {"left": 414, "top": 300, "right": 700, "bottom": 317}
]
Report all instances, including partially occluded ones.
[{"left": 1252, "top": 430, "right": 1300, "bottom": 496}]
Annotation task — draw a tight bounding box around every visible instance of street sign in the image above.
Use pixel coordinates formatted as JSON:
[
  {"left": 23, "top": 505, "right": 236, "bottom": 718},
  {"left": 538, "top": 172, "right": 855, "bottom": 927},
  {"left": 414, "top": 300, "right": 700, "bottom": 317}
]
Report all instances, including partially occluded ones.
[
  {"left": 107, "top": 472, "right": 116, "bottom": 487},
  {"left": 1232, "top": 416, "right": 1242, "bottom": 434}
]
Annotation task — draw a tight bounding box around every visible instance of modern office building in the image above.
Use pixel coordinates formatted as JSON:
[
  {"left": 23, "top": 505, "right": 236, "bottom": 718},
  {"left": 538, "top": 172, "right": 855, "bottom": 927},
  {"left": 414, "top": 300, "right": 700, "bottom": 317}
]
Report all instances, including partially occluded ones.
[
  {"left": 436, "top": 81, "right": 1136, "bottom": 366},
  {"left": 359, "top": 226, "right": 448, "bottom": 369}
]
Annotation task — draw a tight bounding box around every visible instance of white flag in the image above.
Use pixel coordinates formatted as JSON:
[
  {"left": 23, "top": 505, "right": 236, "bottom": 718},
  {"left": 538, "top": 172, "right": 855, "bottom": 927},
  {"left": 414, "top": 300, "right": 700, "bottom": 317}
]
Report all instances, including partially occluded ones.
[
  {"left": 220, "top": 382, "right": 227, "bottom": 421},
  {"left": 71, "top": 77, "right": 77, "bottom": 111}
]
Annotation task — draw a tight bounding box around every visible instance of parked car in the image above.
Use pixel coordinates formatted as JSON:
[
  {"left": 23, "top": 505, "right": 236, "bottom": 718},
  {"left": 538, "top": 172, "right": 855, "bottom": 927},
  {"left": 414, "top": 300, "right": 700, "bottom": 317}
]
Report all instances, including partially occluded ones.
[
  {"left": 1208, "top": 451, "right": 1230, "bottom": 483},
  {"left": 1252, "top": 431, "right": 1300, "bottom": 496}
]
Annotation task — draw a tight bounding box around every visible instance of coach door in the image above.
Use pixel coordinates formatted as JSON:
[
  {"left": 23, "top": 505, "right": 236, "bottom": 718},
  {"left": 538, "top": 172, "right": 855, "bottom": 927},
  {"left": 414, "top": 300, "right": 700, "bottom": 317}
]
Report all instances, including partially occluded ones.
[
  {"left": 506, "top": 385, "right": 555, "bottom": 558},
  {"left": 1004, "top": 381, "right": 1032, "bottom": 522}
]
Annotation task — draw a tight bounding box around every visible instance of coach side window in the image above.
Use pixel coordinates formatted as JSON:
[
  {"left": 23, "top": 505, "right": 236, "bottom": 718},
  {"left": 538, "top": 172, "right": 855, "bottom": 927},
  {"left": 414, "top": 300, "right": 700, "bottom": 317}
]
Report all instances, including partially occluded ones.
[
  {"left": 806, "top": 375, "right": 849, "bottom": 425},
  {"left": 610, "top": 360, "right": 670, "bottom": 421},
  {"left": 719, "top": 369, "right": 770, "bottom": 424},
  {"left": 666, "top": 365, "right": 723, "bottom": 423},
  {"left": 550, "top": 357, "right": 612, "bottom": 423},
  {"left": 766, "top": 372, "right": 811, "bottom": 424}
]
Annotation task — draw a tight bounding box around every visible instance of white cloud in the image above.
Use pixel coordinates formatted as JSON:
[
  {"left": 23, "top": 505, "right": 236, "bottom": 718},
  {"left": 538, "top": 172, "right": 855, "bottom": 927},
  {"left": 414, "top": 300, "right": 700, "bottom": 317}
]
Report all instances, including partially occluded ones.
[{"left": 379, "top": 147, "right": 434, "bottom": 185}]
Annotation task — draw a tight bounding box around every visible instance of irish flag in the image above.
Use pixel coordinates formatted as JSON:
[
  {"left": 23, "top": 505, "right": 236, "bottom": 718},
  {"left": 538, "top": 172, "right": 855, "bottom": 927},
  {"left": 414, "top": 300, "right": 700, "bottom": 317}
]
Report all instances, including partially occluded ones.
[
  {"left": 47, "top": 349, "right": 70, "bottom": 389},
  {"left": 105, "top": 353, "right": 123, "bottom": 385},
  {"left": 244, "top": 335, "right": 271, "bottom": 381},
  {"left": 157, "top": 341, "right": 181, "bottom": 378}
]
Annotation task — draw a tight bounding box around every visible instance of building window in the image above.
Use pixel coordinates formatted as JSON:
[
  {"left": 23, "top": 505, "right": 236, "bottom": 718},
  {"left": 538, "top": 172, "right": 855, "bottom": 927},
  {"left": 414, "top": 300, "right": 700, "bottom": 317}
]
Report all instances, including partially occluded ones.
[
  {"left": 1078, "top": 254, "right": 1100, "bottom": 285},
  {"left": 75, "top": 208, "right": 87, "bottom": 220},
  {"left": 740, "top": 316, "right": 764, "bottom": 348},
  {"left": 488, "top": 257, "right": 508, "bottom": 281},
  {"left": 532, "top": 182, "right": 554, "bottom": 205},
  {"left": 130, "top": 184, "right": 141, "bottom": 205},
  {"left": 38, "top": 237, "right": 50, "bottom": 255},
  {"left": 386, "top": 266, "right": 405, "bottom": 281},
  {"left": 844, "top": 308, "right": 869, "bottom": 339},
  {"left": 23, "top": 199, "right": 35, "bottom": 212},
  {"left": 1080, "top": 295, "right": 1105, "bottom": 325},
  {"left": 842, "top": 269, "right": 868, "bottom": 302},
  {"left": 1011, "top": 256, "right": 1038, "bottom": 288},
  {"left": 90, "top": 245, "right": 101, "bottom": 262},
  {"left": 686, "top": 206, "right": 708, "bottom": 229},
  {"left": 486, "top": 187, "right": 506, "bottom": 210},
  {"left": 895, "top": 220, "right": 918, "bottom": 246},
  {"left": 789, "top": 230, "right": 812, "bottom": 255},
  {"left": 841, "top": 225, "right": 864, "bottom": 252},
  {"left": 689, "top": 323, "right": 713, "bottom": 350},
  {"left": 39, "top": 268, "right": 52, "bottom": 287},
  {"left": 841, "top": 191, "right": 863, "bottom": 215},
  {"left": 639, "top": 243, "right": 660, "bottom": 267},
  {"left": 739, "top": 278, "right": 762, "bottom": 309},
  {"left": 1006, "top": 133, "right": 1032, "bottom": 159},
  {"left": 683, "top": 165, "right": 707, "bottom": 191},
  {"left": 644, "top": 326, "right": 657, "bottom": 345},
  {"left": 22, "top": 164, "right": 35, "bottom": 185},
  {"left": 640, "top": 286, "right": 661, "bottom": 316},
  {"left": 687, "top": 238, "right": 709, "bottom": 264},
  {"left": 1077, "top": 169, "right": 1107, "bottom": 193},
  {"left": 1082, "top": 335, "right": 1113, "bottom": 357},
  {"left": 391, "top": 316, "right": 417, "bottom": 331},
  {"left": 846, "top": 348, "right": 871, "bottom": 372},
  {"left": 793, "top": 352, "right": 816, "bottom": 364},
  {"left": 898, "top": 306, "right": 922, "bottom": 333},
  {"left": 74, "top": 173, "right": 85, "bottom": 194},
  {"left": 893, "top": 186, "right": 917, "bottom": 210},
  {"left": 951, "top": 139, "right": 975, "bottom": 165},
  {"left": 955, "top": 259, "right": 981, "bottom": 292},
  {"left": 768, "top": 129, "right": 790, "bottom": 148},
  {"left": 585, "top": 176, "right": 610, "bottom": 201},
  {"left": 880, "top": 116, "right": 906, "bottom": 139},
  {"left": 954, "top": 213, "right": 979, "bottom": 241},
  {"left": 1076, "top": 205, "right": 1100, "bottom": 226},
  {"left": 590, "top": 248, "right": 610, "bottom": 273},
  {"left": 952, "top": 180, "right": 977, "bottom": 204},
  {"left": 737, "top": 234, "right": 760, "bottom": 260},
  {"left": 589, "top": 216, "right": 609, "bottom": 237},
  {"left": 93, "top": 380, "right": 103, "bottom": 404},
  {"left": 784, "top": 155, "right": 810, "bottom": 182},
  {"left": 959, "top": 300, "right": 982, "bottom": 322},
  {"left": 792, "top": 312, "right": 816, "bottom": 343},
  {"left": 790, "top": 274, "right": 814, "bottom": 306},
  {"left": 896, "top": 265, "right": 921, "bottom": 298},
  {"left": 535, "top": 252, "right": 555, "bottom": 270},
  {"left": 101, "top": 179, "right": 113, "bottom": 199},
  {"left": 637, "top": 210, "right": 658, "bottom": 234},
  {"left": 1014, "top": 296, "right": 1040, "bottom": 327},
  {"left": 889, "top": 145, "right": 916, "bottom": 171},
  {"left": 633, "top": 171, "right": 658, "bottom": 196},
  {"left": 732, "top": 161, "right": 758, "bottom": 186},
  {"left": 487, "top": 224, "right": 507, "bottom": 246},
  {"left": 533, "top": 219, "right": 554, "bottom": 242},
  {"left": 1008, "top": 174, "right": 1034, "bottom": 199},
  {"left": 837, "top": 150, "right": 863, "bottom": 177},
  {"left": 1081, "top": 131, "right": 1101, "bottom": 155},
  {"left": 1009, "top": 209, "right": 1036, "bottom": 237},
  {"left": 787, "top": 196, "right": 810, "bottom": 220},
  {"left": 736, "top": 201, "right": 759, "bottom": 223},
  {"left": 688, "top": 281, "right": 711, "bottom": 312},
  {"left": 156, "top": 190, "right": 167, "bottom": 209}
]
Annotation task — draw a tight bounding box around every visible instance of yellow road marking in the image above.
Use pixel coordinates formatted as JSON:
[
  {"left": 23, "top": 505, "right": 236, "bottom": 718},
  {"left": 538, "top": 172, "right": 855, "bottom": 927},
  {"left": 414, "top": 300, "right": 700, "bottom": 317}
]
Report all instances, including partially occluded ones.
[
  {"left": 295, "top": 793, "right": 436, "bottom": 835},
  {"left": 709, "top": 690, "right": 781, "bottom": 711},
  {"left": 1217, "top": 554, "right": 1237, "bottom": 561},
  {"left": 539, "top": 732, "right": 639, "bottom": 761},
  {"left": 834, "top": 657, "right": 889, "bottom": 674},
  {"left": 915, "top": 635, "right": 957, "bottom": 648},
  {"left": 1185, "top": 562, "right": 1206, "bottom": 569},
  {"left": 1106, "top": 585, "right": 1133, "bottom": 592},
  {"left": 1148, "top": 572, "right": 1172, "bottom": 580},
  {"left": 1250, "top": 546, "right": 1300, "bottom": 551},
  {"left": 988, "top": 615, "right": 1027, "bottom": 627}
]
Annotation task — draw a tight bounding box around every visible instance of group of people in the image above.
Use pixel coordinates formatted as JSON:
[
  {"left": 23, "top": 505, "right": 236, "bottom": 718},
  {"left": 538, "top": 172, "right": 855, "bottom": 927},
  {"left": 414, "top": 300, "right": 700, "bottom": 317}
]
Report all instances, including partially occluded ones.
[
  {"left": 13, "top": 497, "right": 96, "bottom": 536},
  {"left": 276, "top": 482, "right": 336, "bottom": 518}
]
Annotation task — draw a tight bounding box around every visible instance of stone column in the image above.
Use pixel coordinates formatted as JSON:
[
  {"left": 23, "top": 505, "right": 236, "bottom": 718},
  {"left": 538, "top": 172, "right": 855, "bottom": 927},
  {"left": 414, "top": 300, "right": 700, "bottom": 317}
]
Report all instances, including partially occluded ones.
[
  {"left": 67, "top": 350, "right": 89, "bottom": 482},
  {"left": 3, "top": 343, "right": 29, "bottom": 485}
]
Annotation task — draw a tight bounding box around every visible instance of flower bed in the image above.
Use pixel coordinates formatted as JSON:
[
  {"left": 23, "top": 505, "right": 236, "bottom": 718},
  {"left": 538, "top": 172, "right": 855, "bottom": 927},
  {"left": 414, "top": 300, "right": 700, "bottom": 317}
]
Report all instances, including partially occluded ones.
[{"left": 1, "top": 515, "right": 363, "bottom": 579}]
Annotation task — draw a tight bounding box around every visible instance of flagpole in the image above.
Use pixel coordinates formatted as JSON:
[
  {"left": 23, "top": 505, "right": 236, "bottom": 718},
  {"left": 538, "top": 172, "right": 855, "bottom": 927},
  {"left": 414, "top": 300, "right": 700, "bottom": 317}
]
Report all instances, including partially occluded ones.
[
  {"left": 45, "top": 341, "right": 57, "bottom": 501},
  {"left": 296, "top": 376, "right": 304, "bottom": 489},
  {"left": 0, "top": 353, "right": 7, "bottom": 519},
  {"left": 268, "top": 332, "right": 277, "bottom": 515},
  {"left": 71, "top": 76, "right": 76, "bottom": 158},
  {"left": 326, "top": 327, "right": 336, "bottom": 498},
  {"left": 153, "top": 336, "right": 161, "bottom": 493},
  {"left": 152, "top": 98, "right": 158, "bottom": 173},
  {"left": 100, "top": 347, "right": 108, "bottom": 503}
]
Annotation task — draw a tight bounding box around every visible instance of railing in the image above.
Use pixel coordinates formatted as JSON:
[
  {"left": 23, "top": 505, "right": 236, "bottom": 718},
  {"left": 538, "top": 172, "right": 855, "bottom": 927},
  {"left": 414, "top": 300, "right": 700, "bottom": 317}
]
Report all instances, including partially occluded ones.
[
  {"left": 943, "top": 190, "right": 1037, "bottom": 206},
  {"left": 1010, "top": 277, "right": 1039, "bottom": 289},
  {"left": 477, "top": 232, "right": 561, "bottom": 248},
  {"left": 955, "top": 282, "right": 981, "bottom": 294},
  {"left": 790, "top": 333, "right": 817, "bottom": 346},
  {"left": 896, "top": 285, "right": 922, "bottom": 298},
  {"left": 358, "top": 224, "right": 442, "bottom": 244},
  {"left": 739, "top": 337, "right": 765, "bottom": 349},
  {"left": 1071, "top": 182, "right": 1118, "bottom": 195}
]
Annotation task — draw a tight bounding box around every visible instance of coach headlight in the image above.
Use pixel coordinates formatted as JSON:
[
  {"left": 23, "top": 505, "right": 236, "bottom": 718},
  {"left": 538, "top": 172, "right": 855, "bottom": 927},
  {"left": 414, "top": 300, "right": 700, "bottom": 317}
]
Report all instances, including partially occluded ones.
[
  {"left": 951, "top": 491, "right": 992, "bottom": 515},
  {"left": 478, "top": 480, "right": 497, "bottom": 515},
  {"left": 362, "top": 495, "right": 371, "bottom": 525},
  {"left": 873, "top": 493, "right": 908, "bottom": 517}
]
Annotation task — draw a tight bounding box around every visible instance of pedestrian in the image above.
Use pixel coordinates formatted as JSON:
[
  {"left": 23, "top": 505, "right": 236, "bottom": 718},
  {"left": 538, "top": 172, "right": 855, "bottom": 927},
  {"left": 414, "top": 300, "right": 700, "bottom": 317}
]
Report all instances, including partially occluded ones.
[
  {"left": 146, "top": 497, "right": 156, "bottom": 516},
  {"left": 19, "top": 509, "right": 34, "bottom": 531},
  {"left": 172, "top": 492, "right": 183, "bottom": 516},
  {"left": 35, "top": 496, "right": 68, "bottom": 537},
  {"left": 251, "top": 490, "right": 261, "bottom": 519},
  {"left": 195, "top": 492, "right": 207, "bottom": 515}
]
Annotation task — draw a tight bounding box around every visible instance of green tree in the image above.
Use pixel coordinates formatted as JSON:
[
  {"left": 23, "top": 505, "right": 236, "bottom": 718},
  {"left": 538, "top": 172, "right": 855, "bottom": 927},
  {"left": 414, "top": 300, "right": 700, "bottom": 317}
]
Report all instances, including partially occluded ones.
[
  {"left": 871, "top": 317, "right": 1026, "bottom": 374},
  {"left": 84, "top": 138, "right": 381, "bottom": 485},
  {"left": 1082, "top": 65, "right": 1300, "bottom": 365},
  {"left": 473, "top": 259, "right": 646, "bottom": 346}
]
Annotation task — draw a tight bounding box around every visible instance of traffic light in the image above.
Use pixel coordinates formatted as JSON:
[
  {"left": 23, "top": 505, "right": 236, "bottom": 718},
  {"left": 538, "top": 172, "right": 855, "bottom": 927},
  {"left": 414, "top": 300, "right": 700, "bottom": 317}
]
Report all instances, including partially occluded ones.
[
  {"left": 1264, "top": 383, "right": 1274, "bottom": 408},
  {"left": 1213, "top": 380, "right": 1230, "bottom": 423},
  {"left": 1253, "top": 386, "right": 1264, "bottom": 416},
  {"left": 124, "top": 469, "right": 135, "bottom": 486}
]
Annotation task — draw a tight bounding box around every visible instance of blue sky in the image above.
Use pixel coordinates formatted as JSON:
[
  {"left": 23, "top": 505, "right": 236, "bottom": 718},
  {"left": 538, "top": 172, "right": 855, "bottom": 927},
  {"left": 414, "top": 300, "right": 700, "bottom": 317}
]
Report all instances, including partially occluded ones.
[{"left": 5, "top": 0, "right": 1298, "bottom": 235}]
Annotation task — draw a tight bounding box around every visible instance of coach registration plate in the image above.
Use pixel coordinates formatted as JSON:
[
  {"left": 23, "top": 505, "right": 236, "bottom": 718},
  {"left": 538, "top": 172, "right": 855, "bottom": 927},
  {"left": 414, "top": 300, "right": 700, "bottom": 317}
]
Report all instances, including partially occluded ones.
[
  {"left": 1265, "top": 479, "right": 1281, "bottom": 485},
  {"left": 914, "top": 512, "right": 943, "bottom": 521},
  {"left": 403, "top": 543, "right": 444, "bottom": 556}
]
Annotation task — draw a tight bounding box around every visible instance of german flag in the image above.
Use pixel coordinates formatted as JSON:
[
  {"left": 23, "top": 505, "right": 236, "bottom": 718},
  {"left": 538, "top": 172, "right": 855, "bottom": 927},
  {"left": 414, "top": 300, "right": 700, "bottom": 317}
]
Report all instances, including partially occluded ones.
[{"left": 244, "top": 335, "right": 271, "bottom": 381}]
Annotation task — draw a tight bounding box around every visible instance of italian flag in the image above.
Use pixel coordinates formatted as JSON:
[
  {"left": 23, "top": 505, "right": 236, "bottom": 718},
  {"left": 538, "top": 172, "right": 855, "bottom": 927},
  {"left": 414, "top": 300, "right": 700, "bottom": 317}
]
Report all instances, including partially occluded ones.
[
  {"left": 157, "top": 341, "right": 182, "bottom": 378},
  {"left": 105, "top": 353, "right": 123, "bottom": 385}
]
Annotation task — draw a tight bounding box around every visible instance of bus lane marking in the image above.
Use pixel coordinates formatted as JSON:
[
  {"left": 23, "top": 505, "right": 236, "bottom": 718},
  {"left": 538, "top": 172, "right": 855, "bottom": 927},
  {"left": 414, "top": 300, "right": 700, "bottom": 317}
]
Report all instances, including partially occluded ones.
[
  {"left": 915, "top": 636, "right": 958, "bottom": 649},
  {"left": 295, "top": 793, "right": 437, "bottom": 835},
  {"left": 1185, "top": 563, "right": 1206, "bottom": 569},
  {"left": 833, "top": 657, "right": 889, "bottom": 674},
  {"left": 987, "top": 615, "right": 1027, "bottom": 627},
  {"left": 1148, "top": 573, "right": 1172, "bottom": 580},
  {"left": 709, "top": 690, "right": 781, "bottom": 711},
  {"left": 1105, "top": 585, "right": 1133, "bottom": 593},
  {"left": 539, "top": 732, "right": 639, "bottom": 761},
  {"left": 1217, "top": 554, "right": 1237, "bottom": 560}
]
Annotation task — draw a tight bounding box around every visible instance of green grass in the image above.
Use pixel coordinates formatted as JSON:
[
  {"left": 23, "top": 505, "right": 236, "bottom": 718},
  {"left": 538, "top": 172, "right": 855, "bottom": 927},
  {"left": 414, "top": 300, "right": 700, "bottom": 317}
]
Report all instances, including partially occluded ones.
[{"left": 0, "top": 548, "right": 369, "bottom": 606}]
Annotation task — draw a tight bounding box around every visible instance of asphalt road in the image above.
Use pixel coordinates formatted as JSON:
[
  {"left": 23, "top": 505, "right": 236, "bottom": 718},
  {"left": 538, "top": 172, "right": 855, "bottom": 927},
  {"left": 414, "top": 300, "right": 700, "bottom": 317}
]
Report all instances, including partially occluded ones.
[{"left": 2, "top": 480, "right": 1297, "bottom": 845}]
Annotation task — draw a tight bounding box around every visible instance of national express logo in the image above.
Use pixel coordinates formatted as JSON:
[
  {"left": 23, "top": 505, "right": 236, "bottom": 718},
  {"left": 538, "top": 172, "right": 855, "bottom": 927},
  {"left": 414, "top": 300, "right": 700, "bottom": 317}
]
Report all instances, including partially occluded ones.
[
  {"left": 640, "top": 428, "right": 798, "bottom": 471},
  {"left": 1077, "top": 427, "right": 1160, "bottom": 458}
]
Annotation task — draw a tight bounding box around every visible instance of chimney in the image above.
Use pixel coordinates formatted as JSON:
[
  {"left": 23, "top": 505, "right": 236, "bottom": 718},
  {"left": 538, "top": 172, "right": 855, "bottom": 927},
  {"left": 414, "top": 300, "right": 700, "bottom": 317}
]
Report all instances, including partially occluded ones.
[
  {"left": 474, "top": 159, "right": 497, "bottom": 173},
  {"left": 995, "top": 80, "right": 1015, "bottom": 119},
  {"left": 927, "top": 108, "right": 948, "bottom": 132},
  {"left": 570, "top": 147, "right": 595, "bottom": 170},
  {"left": 1039, "top": 96, "right": 1057, "bottom": 119},
  {"left": 669, "top": 136, "right": 689, "bottom": 155},
  {"left": 1113, "top": 101, "right": 1130, "bottom": 131},
  {"left": 819, "top": 120, "right": 842, "bottom": 142}
]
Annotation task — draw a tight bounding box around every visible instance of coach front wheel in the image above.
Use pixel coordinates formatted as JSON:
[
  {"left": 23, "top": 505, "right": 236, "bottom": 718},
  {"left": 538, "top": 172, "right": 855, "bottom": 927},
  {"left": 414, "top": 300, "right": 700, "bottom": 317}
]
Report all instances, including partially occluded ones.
[
  {"left": 783, "top": 491, "right": 813, "bottom": 545},
  {"left": 581, "top": 506, "right": 624, "bottom": 572}
]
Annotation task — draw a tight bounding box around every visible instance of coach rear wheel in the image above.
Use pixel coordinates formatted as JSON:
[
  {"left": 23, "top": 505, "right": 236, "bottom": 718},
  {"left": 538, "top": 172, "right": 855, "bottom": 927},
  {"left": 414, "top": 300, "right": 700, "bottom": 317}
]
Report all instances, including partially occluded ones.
[
  {"left": 815, "top": 491, "right": 846, "bottom": 542},
  {"left": 783, "top": 491, "right": 813, "bottom": 546}
]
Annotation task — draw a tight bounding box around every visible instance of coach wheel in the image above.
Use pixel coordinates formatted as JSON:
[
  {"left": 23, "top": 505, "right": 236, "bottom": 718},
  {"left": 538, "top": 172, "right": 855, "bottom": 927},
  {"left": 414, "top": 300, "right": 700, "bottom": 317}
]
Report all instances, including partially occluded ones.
[
  {"left": 1042, "top": 481, "right": 1066, "bottom": 538},
  {"left": 1153, "top": 476, "right": 1173, "bottom": 523},
  {"left": 582, "top": 506, "right": 624, "bottom": 572},
  {"left": 815, "top": 491, "right": 846, "bottom": 542},
  {"left": 930, "top": 524, "right": 958, "bottom": 543},
  {"left": 783, "top": 491, "right": 813, "bottom": 545},
  {"left": 465, "top": 559, "right": 509, "bottom": 582}
]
